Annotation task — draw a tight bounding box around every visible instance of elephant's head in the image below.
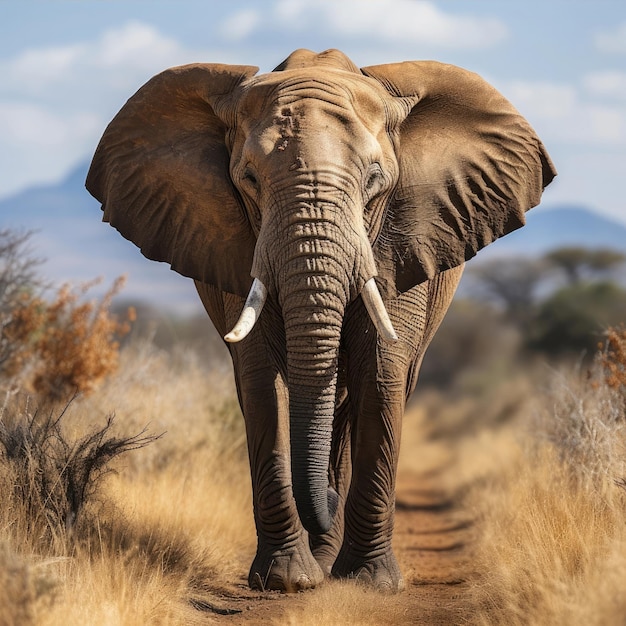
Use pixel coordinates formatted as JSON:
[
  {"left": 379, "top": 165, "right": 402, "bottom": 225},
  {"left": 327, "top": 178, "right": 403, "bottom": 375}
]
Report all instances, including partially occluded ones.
[{"left": 86, "top": 49, "right": 555, "bottom": 535}]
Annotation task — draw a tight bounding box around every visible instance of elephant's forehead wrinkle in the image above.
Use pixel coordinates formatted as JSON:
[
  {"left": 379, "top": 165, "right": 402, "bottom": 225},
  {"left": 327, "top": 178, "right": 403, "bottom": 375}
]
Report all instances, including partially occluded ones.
[
  {"left": 263, "top": 74, "right": 354, "bottom": 107},
  {"left": 242, "top": 78, "right": 387, "bottom": 158},
  {"left": 246, "top": 69, "right": 389, "bottom": 117}
]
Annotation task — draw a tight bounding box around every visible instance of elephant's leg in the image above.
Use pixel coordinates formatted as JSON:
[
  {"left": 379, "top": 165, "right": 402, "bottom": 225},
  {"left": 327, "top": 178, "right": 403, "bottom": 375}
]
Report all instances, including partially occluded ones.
[
  {"left": 332, "top": 270, "right": 463, "bottom": 592},
  {"left": 332, "top": 332, "right": 410, "bottom": 592},
  {"left": 195, "top": 283, "right": 323, "bottom": 592}
]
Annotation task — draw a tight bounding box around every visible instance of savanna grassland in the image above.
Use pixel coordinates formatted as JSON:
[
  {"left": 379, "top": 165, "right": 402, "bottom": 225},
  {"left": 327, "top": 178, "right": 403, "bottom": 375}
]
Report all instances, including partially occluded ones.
[{"left": 1, "top": 230, "right": 626, "bottom": 625}]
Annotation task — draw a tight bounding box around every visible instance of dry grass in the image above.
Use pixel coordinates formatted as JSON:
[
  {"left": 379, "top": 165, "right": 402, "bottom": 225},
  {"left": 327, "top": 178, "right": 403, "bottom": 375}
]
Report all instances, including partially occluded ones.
[
  {"left": 2, "top": 260, "right": 626, "bottom": 625},
  {"left": 0, "top": 332, "right": 253, "bottom": 625},
  {"left": 469, "top": 354, "right": 626, "bottom": 626},
  {"left": 276, "top": 581, "right": 411, "bottom": 625},
  {"left": 472, "top": 448, "right": 626, "bottom": 625}
]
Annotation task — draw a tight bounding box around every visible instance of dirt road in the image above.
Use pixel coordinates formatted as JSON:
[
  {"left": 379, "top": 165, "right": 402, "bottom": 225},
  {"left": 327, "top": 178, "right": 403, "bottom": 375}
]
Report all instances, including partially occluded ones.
[{"left": 203, "top": 420, "right": 486, "bottom": 625}]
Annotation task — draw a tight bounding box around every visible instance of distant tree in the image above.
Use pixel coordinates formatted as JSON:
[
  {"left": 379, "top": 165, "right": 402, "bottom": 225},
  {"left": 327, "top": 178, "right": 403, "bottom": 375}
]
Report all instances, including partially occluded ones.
[
  {"left": 526, "top": 281, "right": 626, "bottom": 357},
  {"left": 468, "top": 246, "right": 626, "bottom": 361},
  {"left": 0, "top": 229, "right": 43, "bottom": 314},
  {"left": 544, "top": 247, "right": 625, "bottom": 286},
  {"left": 0, "top": 230, "right": 44, "bottom": 372},
  {"left": 420, "top": 298, "right": 521, "bottom": 388},
  {"left": 469, "top": 257, "right": 547, "bottom": 332}
]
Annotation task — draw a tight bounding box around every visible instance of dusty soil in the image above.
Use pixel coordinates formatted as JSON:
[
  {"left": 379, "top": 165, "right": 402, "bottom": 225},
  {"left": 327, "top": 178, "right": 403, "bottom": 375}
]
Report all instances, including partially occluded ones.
[{"left": 197, "top": 431, "right": 485, "bottom": 625}]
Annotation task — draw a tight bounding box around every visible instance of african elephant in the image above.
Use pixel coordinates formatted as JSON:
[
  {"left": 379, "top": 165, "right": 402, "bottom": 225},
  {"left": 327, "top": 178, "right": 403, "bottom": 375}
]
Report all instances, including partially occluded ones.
[{"left": 86, "top": 49, "right": 555, "bottom": 593}]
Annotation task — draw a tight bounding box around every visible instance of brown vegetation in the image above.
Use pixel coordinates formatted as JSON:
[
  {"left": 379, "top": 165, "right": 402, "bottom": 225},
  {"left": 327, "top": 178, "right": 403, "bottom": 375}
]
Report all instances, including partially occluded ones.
[
  {"left": 1, "top": 230, "right": 625, "bottom": 624},
  {"left": 599, "top": 325, "right": 626, "bottom": 392},
  {"left": 2, "top": 277, "right": 132, "bottom": 401}
]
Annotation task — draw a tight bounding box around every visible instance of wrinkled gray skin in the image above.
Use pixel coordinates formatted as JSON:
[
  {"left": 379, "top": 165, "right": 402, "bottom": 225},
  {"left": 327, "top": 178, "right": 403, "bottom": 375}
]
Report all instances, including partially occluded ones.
[{"left": 86, "top": 49, "right": 555, "bottom": 593}]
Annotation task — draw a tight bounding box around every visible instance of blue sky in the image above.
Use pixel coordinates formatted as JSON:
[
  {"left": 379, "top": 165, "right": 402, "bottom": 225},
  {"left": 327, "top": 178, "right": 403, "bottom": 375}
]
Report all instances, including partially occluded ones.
[{"left": 2, "top": 0, "right": 626, "bottom": 224}]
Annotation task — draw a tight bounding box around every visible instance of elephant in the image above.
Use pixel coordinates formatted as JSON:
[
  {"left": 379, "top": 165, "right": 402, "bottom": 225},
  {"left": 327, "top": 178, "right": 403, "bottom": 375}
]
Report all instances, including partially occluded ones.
[{"left": 86, "top": 48, "right": 555, "bottom": 593}]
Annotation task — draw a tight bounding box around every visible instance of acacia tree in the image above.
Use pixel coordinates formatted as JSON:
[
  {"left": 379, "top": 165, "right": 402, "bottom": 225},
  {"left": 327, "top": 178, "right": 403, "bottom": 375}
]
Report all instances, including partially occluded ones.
[
  {"left": 527, "top": 282, "right": 626, "bottom": 356},
  {"left": 469, "top": 246, "right": 626, "bottom": 359},
  {"left": 468, "top": 257, "right": 547, "bottom": 333},
  {"left": 545, "top": 247, "right": 626, "bottom": 286}
]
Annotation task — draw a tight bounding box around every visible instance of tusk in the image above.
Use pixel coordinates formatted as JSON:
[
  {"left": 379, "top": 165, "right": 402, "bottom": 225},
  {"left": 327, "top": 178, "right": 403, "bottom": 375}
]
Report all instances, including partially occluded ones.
[
  {"left": 224, "top": 278, "right": 268, "bottom": 343},
  {"left": 361, "top": 278, "right": 398, "bottom": 342}
]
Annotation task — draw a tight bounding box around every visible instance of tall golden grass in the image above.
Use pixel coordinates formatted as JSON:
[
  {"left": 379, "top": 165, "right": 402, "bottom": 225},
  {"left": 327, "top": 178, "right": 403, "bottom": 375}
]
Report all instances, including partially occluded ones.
[
  {"left": 469, "top": 355, "right": 626, "bottom": 626},
  {"left": 0, "top": 277, "right": 254, "bottom": 625},
  {"left": 0, "top": 342, "right": 255, "bottom": 625},
  {"left": 1, "top": 267, "right": 625, "bottom": 624}
]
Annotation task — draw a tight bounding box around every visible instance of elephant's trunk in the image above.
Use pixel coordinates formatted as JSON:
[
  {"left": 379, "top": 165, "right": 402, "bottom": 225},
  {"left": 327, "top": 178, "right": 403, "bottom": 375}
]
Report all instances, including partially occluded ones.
[
  {"left": 238, "top": 189, "right": 393, "bottom": 535},
  {"left": 286, "top": 341, "right": 341, "bottom": 534},
  {"left": 271, "top": 200, "right": 363, "bottom": 535},
  {"left": 280, "top": 228, "right": 348, "bottom": 533}
]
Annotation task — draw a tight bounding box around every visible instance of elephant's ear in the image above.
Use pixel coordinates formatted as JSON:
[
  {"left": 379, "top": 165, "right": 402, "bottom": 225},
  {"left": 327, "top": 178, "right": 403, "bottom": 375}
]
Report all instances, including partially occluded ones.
[
  {"left": 86, "top": 63, "right": 259, "bottom": 297},
  {"left": 362, "top": 61, "right": 556, "bottom": 295}
]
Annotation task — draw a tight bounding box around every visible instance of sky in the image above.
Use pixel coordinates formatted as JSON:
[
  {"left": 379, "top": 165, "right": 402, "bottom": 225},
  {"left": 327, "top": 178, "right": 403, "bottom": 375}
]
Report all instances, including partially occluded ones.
[{"left": 1, "top": 0, "right": 626, "bottom": 225}]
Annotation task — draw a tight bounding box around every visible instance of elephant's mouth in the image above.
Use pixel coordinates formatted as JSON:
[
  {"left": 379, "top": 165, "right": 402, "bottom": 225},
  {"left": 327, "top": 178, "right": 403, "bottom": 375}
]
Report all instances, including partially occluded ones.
[{"left": 224, "top": 276, "right": 397, "bottom": 344}]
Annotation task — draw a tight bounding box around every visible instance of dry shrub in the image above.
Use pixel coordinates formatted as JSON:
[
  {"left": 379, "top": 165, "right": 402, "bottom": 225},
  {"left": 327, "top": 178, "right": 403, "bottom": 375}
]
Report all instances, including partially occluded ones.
[
  {"left": 2, "top": 277, "right": 133, "bottom": 401},
  {"left": 0, "top": 342, "right": 251, "bottom": 625},
  {"left": 0, "top": 232, "right": 252, "bottom": 622},
  {"left": 598, "top": 325, "right": 626, "bottom": 392},
  {"left": 0, "top": 395, "right": 161, "bottom": 543},
  {"left": 0, "top": 269, "right": 161, "bottom": 558},
  {"left": 472, "top": 361, "right": 626, "bottom": 625},
  {"left": 0, "top": 335, "right": 253, "bottom": 625}
]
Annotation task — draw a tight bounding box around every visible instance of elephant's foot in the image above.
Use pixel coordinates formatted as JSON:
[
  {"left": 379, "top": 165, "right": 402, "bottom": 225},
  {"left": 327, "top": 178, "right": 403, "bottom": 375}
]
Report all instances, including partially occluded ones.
[
  {"left": 310, "top": 532, "right": 343, "bottom": 578},
  {"left": 249, "top": 538, "right": 324, "bottom": 593},
  {"left": 332, "top": 547, "right": 405, "bottom": 593},
  {"left": 310, "top": 544, "right": 339, "bottom": 578}
]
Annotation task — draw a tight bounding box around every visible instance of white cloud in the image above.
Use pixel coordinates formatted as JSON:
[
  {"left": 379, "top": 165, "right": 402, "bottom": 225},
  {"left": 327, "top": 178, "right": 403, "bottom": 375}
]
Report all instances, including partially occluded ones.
[
  {"left": 95, "top": 21, "right": 182, "bottom": 68},
  {"left": 0, "top": 22, "right": 228, "bottom": 200},
  {"left": 8, "top": 43, "right": 86, "bottom": 85},
  {"left": 0, "top": 101, "right": 101, "bottom": 194},
  {"left": 595, "top": 21, "right": 626, "bottom": 54},
  {"left": 500, "top": 80, "right": 626, "bottom": 147},
  {"left": 0, "top": 103, "right": 99, "bottom": 147},
  {"left": 584, "top": 71, "right": 626, "bottom": 101},
  {"left": 1, "top": 22, "right": 187, "bottom": 100},
  {"left": 225, "top": 0, "right": 508, "bottom": 49},
  {"left": 220, "top": 9, "right": 263, "bottom": 41},
  {"left": 504, "top": 82, "right": 578, "bottom": 120}
]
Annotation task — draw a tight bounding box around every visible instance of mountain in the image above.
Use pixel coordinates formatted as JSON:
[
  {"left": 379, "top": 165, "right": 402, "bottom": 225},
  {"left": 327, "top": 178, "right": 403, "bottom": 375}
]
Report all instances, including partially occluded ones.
[
  {"left": 1, "top": 162, "right": 625, "bottom": 313},
  {"left": 475, "top": 205, "right": 626, "bottom": 259},
  {"left": 1, "top": 162, "right": 202, "bottom": 314}
]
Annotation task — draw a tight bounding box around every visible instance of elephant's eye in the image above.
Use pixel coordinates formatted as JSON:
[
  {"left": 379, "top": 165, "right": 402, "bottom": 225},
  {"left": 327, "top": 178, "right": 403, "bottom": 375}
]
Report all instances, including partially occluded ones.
[
  {"left": 242, "top": 168, "right": 259, "bottom": 190},
  {"left": 364, "top": 164, "right": 384, "bottom": 201}
]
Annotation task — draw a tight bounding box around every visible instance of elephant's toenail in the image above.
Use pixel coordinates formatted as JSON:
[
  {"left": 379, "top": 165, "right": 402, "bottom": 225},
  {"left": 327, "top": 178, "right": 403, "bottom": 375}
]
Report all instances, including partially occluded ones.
[{"left": 296, "top": 574, "right": 311, "bottom": 589}]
